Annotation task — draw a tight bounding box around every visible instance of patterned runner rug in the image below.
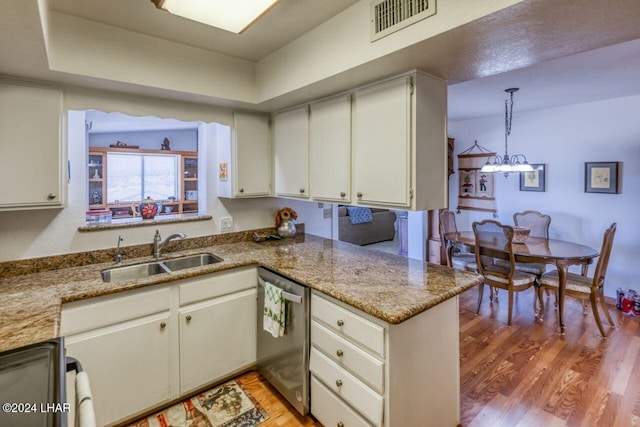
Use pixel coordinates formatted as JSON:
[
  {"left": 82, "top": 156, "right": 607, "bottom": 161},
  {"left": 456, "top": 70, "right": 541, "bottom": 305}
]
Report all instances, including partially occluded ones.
[{"left": 126, "top": 379, "right": 269, "bottom": 427}]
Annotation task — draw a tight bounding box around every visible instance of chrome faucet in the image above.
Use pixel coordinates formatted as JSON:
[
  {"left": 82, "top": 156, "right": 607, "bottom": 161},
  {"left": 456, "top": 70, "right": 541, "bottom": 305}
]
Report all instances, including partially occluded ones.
[
  {"left": 153, "top": 230, "right": 187, "bottom": 258},
  {"left": 115, "top": 235, "right": 124, "bottom": 264}
]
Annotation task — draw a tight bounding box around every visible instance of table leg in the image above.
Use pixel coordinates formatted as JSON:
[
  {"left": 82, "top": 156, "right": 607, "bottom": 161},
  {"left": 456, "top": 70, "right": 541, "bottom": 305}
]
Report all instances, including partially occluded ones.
[{"left": 556, "top": 261, "right": 570, "bottom": 335}]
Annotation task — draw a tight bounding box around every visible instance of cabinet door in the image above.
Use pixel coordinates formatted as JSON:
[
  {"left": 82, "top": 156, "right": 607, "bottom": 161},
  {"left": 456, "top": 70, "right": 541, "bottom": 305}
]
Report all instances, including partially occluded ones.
[
  {"left": 0, "top": 82, "right": 63, "bottom": 209},
  {"left": 310, "top": 95, "right": 351, "bottom": 202},
  {"left": 179, "top": 288, "right": 257, "bottom": 394},
  {"left": 273, "top": 106, "right": 309, "bottom": 198},
  {"left": 354, "top": 77, "right": 411, "bottom": 207},
  {"left": 64, "top": 312, "right": 172, "bottom": 427},
  {"left": 233, "top": 113, "right": 271, "bottom": 197}
]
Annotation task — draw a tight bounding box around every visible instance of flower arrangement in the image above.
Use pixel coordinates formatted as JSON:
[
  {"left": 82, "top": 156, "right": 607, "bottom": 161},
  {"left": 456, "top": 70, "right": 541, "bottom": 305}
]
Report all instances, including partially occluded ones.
[{"left": 275, "top": 207, "right": 298, "bottom": 227}]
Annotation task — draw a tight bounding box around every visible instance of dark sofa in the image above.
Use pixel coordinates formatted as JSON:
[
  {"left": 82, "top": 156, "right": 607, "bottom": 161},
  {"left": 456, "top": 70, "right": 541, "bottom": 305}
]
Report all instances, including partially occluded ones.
[{"left": 337, "top": 206, "right": 397, "bottom": 246}]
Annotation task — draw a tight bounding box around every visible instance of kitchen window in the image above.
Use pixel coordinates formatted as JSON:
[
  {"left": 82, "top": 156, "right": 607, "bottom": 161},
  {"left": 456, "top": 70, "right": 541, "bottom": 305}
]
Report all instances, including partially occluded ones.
[
  {"left": 106, "top": 152, "right": 179, "bottom": 203},
  {"left": 88, "top": 147, "right": 200, "bottom": 220}
]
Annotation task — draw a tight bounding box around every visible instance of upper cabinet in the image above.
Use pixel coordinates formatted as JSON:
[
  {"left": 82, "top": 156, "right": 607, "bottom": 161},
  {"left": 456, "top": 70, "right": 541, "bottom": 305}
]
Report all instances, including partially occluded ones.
[
  {"left": 0, "top": 81, "right": 65, "bottom": 210},
  {"left": 273, "top": 106, "right": 310, "bottom": 199},
  {"left": 309, "top": 95, "right": 351, "bottom": 203},
  {"left": 218, "top": 112, "right": 271, "bottom": 198},
  {"left": 353, "top": 72, "right": 447, "bottom": 210},
  {"left": 354, "top": 77, "right": 411, "bottom": 207}
]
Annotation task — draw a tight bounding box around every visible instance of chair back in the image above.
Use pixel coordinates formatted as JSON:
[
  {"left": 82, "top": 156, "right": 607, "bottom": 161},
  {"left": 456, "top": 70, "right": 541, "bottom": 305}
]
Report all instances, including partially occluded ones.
[
  {"left": 513, "top": 210, "right": 551, "bottom": 238},
  {"left": 438, "top": 210, "right": 458, "bottom": 248},
  {"left": 592, "top": 223, "right": 617, "bottom": 289},
  {"left": 472, "top": 219, "right": 516, "bottom": 280}
]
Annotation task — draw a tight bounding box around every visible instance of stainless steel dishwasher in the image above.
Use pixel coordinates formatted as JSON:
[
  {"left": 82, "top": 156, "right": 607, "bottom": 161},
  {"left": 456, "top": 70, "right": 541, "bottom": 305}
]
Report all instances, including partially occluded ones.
[{"left": 257, "top": 267, "right": 310, "bottom": 415}]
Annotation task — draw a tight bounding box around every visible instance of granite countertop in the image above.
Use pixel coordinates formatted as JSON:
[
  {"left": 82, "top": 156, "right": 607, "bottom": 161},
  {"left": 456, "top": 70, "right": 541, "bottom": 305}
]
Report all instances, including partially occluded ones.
[{"left": 0, "top": 234, "right": 482, "bottom": 353}]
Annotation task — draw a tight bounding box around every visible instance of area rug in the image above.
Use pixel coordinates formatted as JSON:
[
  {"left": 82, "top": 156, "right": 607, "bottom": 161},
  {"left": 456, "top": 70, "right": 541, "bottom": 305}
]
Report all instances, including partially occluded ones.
[{"left": 126, "top": 379, "right": 269, "bottom": 427}]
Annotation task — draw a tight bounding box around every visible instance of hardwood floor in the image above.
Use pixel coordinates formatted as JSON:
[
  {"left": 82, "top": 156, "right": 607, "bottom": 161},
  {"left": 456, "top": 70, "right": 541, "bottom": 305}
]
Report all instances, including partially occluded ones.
[
  {"left": 236, "top": 370, "right": 321, "bottom": 427},
  {"left": 460, "top": 285, "right": 639, "bottom": 427}
]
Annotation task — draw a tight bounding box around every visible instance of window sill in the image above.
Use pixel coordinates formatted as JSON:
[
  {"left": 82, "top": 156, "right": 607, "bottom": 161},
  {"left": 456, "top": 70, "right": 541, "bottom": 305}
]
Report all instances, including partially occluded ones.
[{"left": 78, "top": 213, "right": 212, "bottom": 232}]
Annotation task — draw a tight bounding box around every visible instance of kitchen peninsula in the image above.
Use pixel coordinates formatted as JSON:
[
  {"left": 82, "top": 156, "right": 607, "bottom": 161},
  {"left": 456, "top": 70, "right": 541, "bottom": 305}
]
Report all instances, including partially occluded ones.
[{"left": 0, "top": 231, "right": 482, "bottom": 426}]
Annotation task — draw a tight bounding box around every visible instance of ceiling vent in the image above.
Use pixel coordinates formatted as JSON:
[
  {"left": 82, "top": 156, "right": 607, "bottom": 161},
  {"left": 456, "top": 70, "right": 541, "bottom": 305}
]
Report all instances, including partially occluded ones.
[{"left": 371, "top": 0, "right": 436, "bottom": 41}]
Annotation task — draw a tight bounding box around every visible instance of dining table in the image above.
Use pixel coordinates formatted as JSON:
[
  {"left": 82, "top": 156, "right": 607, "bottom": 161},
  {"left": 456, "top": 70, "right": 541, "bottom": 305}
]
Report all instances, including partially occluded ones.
[{"left": 444, "top": 231, "right": 600, "bottom": 334}]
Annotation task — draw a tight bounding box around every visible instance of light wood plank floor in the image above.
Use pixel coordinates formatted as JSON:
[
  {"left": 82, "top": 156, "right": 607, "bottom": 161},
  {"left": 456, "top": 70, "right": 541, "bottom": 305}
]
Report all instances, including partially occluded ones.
[{"left": 460, "top": 285, "right": 640, "bottom": 427}]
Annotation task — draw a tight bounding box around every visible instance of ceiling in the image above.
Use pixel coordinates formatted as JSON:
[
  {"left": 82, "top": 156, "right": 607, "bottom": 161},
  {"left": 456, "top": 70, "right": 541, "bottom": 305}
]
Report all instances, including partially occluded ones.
[
  {"left": 3, "top": 0, "right": 640, "bottom": 120},
  {"left": 49, "top": 0, "right": 361, "bottom": 62}
]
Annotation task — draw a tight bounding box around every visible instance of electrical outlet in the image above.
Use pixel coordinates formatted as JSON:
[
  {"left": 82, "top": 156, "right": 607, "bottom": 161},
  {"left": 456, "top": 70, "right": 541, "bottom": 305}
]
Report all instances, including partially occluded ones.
[
  {"left": 220, "top": 216, "right": 233, "bottom": 232},
  {"left": 323, "top": 208, "right": 332, "bottom": 219}
]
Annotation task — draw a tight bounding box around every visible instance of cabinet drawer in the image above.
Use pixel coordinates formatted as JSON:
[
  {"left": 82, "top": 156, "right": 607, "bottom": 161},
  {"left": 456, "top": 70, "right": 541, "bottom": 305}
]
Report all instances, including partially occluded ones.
[
  {"left": 61, "top": 285, "right": 170, "bottom": 335},
  {"left": 311, "top": 375, "right": 373, "bottom": 427},
  {"left": 312, "top": 294, "right": 384, "bottom": 358},
  {"left": 310, "top": 347, "right": 383, "bottom": 427},
  {"left": 179, "top": 266, "right": 256, "bottom": 305},
  {"left": 311, "top": 321, "right": 384, "bottom": 394}
]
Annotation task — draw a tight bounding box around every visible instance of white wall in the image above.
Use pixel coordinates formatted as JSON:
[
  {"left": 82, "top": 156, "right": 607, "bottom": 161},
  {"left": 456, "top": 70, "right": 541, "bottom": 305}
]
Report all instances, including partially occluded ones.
[{"left": 448, "top": 94, "right": 640, "bottom": 297}]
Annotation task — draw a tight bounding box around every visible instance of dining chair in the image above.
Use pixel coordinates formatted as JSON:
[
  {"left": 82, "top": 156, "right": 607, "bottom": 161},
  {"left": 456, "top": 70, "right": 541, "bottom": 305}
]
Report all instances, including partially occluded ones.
[
  {"left": 473, "top": 219, "right": 538, "bottom": 325},
  {"left": 538, "top": 223, "right": 617, "bottom": 337},
  {"left": 439, "top": 210, "right": 477, "bottom": 272}
]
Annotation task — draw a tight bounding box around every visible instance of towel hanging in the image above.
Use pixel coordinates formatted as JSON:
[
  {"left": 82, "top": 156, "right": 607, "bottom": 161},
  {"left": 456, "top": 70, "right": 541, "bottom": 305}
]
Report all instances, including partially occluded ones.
[{"left": 263, "top": 281, "right": 286, "bottom": 338}]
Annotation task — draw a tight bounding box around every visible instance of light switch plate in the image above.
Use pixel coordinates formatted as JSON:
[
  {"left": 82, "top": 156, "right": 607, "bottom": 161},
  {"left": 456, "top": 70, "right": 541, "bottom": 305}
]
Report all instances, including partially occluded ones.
[{"left": 220, "top": 216, "right": 233, "bottom": 232}]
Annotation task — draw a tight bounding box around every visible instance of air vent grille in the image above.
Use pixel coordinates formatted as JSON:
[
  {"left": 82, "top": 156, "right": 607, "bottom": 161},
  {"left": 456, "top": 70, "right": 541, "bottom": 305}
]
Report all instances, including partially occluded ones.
[{"left": 371, "top": 0, "right": 436, "bottom": 41}]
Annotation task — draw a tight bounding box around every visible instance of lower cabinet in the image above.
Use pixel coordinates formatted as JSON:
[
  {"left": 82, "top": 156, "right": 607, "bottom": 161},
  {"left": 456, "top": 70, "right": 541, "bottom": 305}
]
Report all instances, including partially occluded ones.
[
  {"left": 179, "top": 288, "right": 257, "bottom": 395},
  {"left": 310, "top": 291, "right": 461, "bottom": 427},
  {"left": 61, "top": 267, "right": 257, "bottom": 426}
]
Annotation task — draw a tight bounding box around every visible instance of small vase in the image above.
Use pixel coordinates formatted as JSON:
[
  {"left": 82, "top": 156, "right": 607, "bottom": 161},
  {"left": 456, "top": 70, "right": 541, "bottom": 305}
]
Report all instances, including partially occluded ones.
[{"left": 277, "top": 219, "right": 297, "bottom": 238}]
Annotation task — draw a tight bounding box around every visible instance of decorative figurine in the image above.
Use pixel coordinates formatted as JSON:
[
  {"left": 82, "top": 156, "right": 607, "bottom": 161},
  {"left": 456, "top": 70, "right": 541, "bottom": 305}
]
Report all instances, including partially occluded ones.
[{"left": 161, "top": 137, "right": 171, "bottom": 150}]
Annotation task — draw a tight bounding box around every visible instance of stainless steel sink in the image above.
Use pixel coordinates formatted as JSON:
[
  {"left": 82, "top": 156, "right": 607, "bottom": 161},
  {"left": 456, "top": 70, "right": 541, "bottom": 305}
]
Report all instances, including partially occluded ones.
[
  {"left": 162, "top": 253, "right": 223, "bottom": 271},
  {"left": 101, "top": 261, "right": 170, "bottom": 282},
  {"left": 101, "top": 253, "right": 222, "bottom": 282}
]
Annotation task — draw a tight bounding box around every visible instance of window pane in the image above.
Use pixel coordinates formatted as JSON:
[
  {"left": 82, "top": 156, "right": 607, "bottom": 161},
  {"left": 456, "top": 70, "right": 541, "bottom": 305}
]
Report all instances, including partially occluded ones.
[
  {"left": 144, "top": 155, "right": 178, "bottom": 200},
  {"left": 107, "top": 153, "right": 142, "bottom": 203}
]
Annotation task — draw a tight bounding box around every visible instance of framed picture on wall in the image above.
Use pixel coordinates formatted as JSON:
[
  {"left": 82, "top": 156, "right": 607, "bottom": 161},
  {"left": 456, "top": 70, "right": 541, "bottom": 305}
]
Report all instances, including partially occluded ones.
[
  {"left": 585, "top": 162, "right": 621, "bottom": 194},
  {"left": 519, "top": 164, "right": 546, "bottom": 192}
]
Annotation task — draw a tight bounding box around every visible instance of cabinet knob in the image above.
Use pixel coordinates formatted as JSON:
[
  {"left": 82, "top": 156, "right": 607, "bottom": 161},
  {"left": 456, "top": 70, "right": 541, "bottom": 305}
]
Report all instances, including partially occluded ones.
[
  {"left": 336, "top": 349, "right": 344, "bottom": 357},
  {"left": 340, "top": 192, "right": 346, "bottom": 197},
  {"left": 337, "top": 319, "right": 344, "bottom": 327},
  {"left": 299, "top": 188, "right": 305, "bottom": 193},
  {"left": 336, "top": 379, "right": 343, "bottom": 387},
  {"left": 337, "top": 422, "right": 344, "bottom": 427},
  {"left": 160, "top": 322, "right": 167, "bottom": 329},
  {"left": 357, "top": 192, "right": 363, "bottom": 198},
  {"left": 239, "top": 188, "right": 244, "bottom": 193},
  {"left": 47, "top": 193, "right": 56, "bottom": 200},
  {"left": 186, "top": 315, "right": 192, "bottom": 322}
]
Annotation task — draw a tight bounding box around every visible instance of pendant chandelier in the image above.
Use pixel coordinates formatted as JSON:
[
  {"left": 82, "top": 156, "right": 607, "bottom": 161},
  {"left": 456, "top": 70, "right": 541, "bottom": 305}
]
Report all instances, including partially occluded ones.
[{"left": 480, "top": 88, "right": 533, "bottom": 177}]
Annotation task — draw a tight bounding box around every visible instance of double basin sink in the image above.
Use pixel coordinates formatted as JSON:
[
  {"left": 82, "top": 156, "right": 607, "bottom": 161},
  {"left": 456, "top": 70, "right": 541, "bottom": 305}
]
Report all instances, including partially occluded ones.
[{"left": 101, "top": 253, "right": 222, "bottom": 282}]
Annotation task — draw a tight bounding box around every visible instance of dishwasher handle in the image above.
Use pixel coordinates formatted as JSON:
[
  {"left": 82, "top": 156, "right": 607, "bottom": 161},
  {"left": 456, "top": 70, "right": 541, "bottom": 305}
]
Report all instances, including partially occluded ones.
[{"left": 258, "top": 277, "right": 303, "bottom": 304}]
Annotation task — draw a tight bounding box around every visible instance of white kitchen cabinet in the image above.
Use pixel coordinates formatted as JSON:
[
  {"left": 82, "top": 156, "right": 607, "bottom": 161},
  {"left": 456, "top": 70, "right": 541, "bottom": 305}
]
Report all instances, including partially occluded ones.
[
  {"left": 273, "top": 105, "right": 310, "bottom": 198},
  {"left": 310, "top": 291, "right": 460, "bottom": 427},
  {"left": 61, "top": 266, "right": 258, "bottom": 426},
  {"left": 179, "top": 268, "right": 257, "bottom": 394},
  {"left": 61, "top": 286, "right": 173, "bottom": 427},
  {"left": 218, "top": 112, "right": 271, "bottom": 198},
  {"left": 353, "top": 72, "right": 447, "bottom": 210},
  {"left": 309, "top": 94, "right": 351, "bottom": 203},
  {"left": 0, "top": 81, "right": 65, "bottom": 210}
]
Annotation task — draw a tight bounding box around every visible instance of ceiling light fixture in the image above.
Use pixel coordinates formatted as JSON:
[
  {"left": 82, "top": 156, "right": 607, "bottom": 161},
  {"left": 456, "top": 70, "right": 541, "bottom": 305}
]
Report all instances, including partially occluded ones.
[
  {"left": 150, "top": 0, "right": 281, "bottom": 34},
  {"left": 480, "top": 88, "right": 533, "bottom": 177}
]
